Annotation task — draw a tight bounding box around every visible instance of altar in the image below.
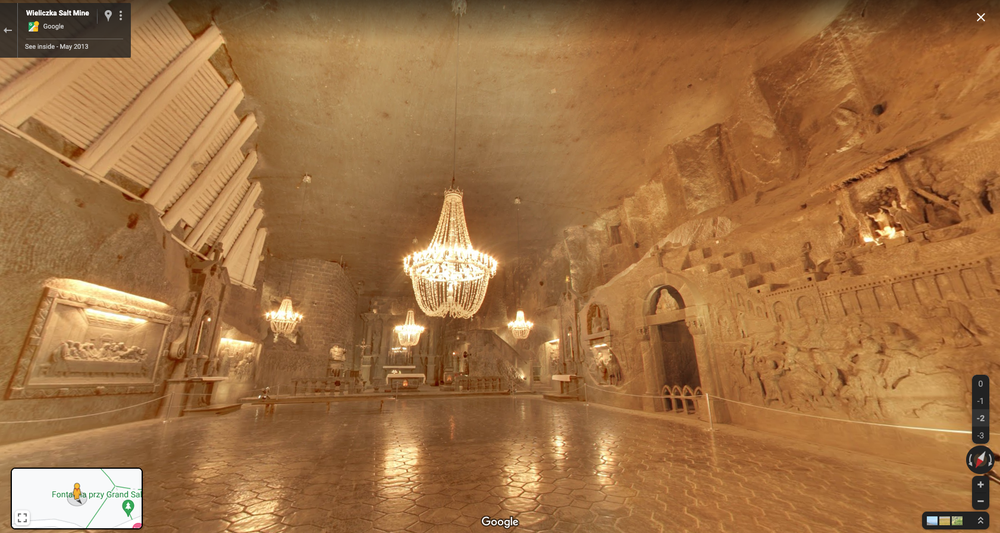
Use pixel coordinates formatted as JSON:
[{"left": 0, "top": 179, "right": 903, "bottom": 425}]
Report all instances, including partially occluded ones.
[{"left": 384, "top": 365, "right": 425, "bottom": 391}]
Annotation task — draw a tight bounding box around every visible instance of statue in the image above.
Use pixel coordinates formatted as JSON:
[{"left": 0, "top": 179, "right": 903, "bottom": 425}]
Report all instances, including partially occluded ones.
[
  {"left": 932, "top": 301, "right": 985, "bottom": 348},
  {"left": 655, "top": 289, "right": 679, "bottom": 313},
  {"left": 329, "top": 344, "right": 347, "bottom": 361},
  {"left": 184, "top": 355, "right": 201, "bottom": 378},
  {"left": 650, "top": 244, "right": 666, "bottom": 268},
  {"left": 47, "top": 343, "right": 71, "bottom": 376},
  {"left": 809, "top": 349, "right": 843, "bottom": 407},
  {"left": 840, "top": 338, "right": 888, "bottom": 420},
  {"left": 988, "top": 178, "right": 1000, "bottom": 214},
  {"left": 607, "top": 352, "right": 623, "bottom": 386},
  {"left": 754, "top": 352, "right": 784, "bottom": 406},
  {"left": 590, "top": 314, "right": 600, "bottom": 334},
  {"left": 958, "top": 187, "right": 989, "bottom": 220},
  {"left": 829, "top": 250, "right": 854, "bottom": 276},
  {"left": 866, "top": 209, "right": 894, "bottom": 236},
  {"left": 886, "top": 200, "right": 926, "bottom": 232},
  {"left": 736, "top": 311, "right": 748, "bottom": 339},
  {"left": 742, "top": 351, "right": 764, "bottom": 404},
  {"left": 800, "top": 242, "right": 815, "bottom": 272}
]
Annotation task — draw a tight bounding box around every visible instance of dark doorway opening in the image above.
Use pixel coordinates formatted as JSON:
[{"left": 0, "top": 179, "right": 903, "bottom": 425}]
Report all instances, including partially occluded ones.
[{"left": 654, "top": 321, "right": 701, "bottom": 389}]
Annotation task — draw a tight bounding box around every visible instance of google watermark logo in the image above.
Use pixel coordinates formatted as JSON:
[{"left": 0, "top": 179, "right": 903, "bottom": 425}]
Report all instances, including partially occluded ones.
[{"left": 481, "top": 515, "right": 519, "bottom": 528}]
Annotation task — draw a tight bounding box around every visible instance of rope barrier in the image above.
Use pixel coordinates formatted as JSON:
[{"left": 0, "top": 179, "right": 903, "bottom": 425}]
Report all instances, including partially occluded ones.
[
  {"left": 0, "top": 395, "right": 168, "bottom": 424},
  {"left": 583, "top": 384, "right": 971, "bottom": 435},
  {"left": 709, "top": 395, "right": 970, "bottom": 435},
  {"left": 582, "top": 384, "right": 679, "bottom": 399}
]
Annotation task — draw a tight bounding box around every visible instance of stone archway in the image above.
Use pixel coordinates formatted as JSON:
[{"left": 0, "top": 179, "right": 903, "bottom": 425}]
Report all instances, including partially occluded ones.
[
  {"left": 637, "top": 272, "right": 714, "bottom": 412},
  {"left": 645, "top": 286, "right": 700, "bottom": 391}
]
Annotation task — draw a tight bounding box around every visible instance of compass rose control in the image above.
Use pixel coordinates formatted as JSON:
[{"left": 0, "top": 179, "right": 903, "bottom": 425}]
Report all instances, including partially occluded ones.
[{"left": 11, "top": 468, "right": 142, "bottom": 529}]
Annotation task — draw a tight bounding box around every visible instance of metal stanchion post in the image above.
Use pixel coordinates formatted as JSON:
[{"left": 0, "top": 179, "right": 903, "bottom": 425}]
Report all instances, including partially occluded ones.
[
  {"left": 163, "top": 391, "right": 174, "bottom": 420},
  {"left": 705, "top": 393, "right": 714, "bottom": 431}
]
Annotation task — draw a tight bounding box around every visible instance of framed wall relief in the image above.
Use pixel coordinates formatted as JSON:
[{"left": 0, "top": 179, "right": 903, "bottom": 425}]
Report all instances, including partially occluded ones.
[{"left": 6, "top": 279, "right": 175, "bottom": 399}]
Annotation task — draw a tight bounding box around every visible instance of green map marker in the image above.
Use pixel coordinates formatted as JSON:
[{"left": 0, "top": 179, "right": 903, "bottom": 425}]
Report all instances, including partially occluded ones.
[{"left": 122, "top": 499, "right": 134, "bottom": 519}]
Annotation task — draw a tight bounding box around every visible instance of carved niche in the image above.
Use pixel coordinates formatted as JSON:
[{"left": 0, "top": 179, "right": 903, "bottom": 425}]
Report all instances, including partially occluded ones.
[
  {"left": 214, "top": 337, "right": 261, "bottom": 382},
  {"left": 586, "top": 303, "right": 610, "bottom": 336},
  {"left": 6, "top": 279, "right": 175, "bottom": 399},
  {"left": 582, "top": 302, "right": 624, "bottom": 387}
]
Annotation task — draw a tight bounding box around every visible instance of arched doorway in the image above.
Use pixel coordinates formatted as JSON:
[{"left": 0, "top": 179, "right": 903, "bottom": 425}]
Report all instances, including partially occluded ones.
[{"left": 647, "top": 286, "right": 701, "bottom": 391}]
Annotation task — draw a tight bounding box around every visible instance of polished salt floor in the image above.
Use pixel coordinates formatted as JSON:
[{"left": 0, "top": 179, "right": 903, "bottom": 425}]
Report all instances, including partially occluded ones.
[{"left": 0, "top": 397, "right": 964, "bottom": 532}]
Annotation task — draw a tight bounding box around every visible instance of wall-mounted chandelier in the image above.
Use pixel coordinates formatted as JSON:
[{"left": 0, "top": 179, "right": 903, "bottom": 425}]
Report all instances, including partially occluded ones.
[
  {"left": 507, "top": 197, "right": 533, "bottom": 340},
  {"left": 265, "top": 297, "right": 303, "bottom": 341},
  {"left": 394, "top": 309, "right": 425, "bottom": 347},
  {"left": 402, "top": 2, "right": 497, "bottom": 319}
]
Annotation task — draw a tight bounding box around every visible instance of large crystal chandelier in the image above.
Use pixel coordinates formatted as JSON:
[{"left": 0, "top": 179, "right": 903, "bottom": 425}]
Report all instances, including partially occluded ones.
[
  {"left": 508, "top": 310, "right": 533, "bottom": 340},
  {"left": 265, "top": 297, "right": 303, "bottom": 341},
  {"left": 404, "top": 190, "right": 497, "bottom": 318},
  {"left": 402, "top": 3, "right": 497, "bottom": 319},
  {"left": 507, "top": 197, "right": 533, "bottom": 340},
  {"left": 394, "top": 309, "right": 425, "bottom": 347}
]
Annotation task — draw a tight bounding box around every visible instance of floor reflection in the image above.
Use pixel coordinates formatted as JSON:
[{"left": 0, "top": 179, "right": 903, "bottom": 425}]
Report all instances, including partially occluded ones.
[{"left": 0, "top": 397, "right": 965, "bottom": 532}]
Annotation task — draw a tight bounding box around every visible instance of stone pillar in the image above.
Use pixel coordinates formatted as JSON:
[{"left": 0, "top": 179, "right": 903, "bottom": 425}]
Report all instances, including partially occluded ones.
[
  {"left": 426, "top": 355, "right": 438, "bottom": 385},
  {"left": 640, "top": 332, "right": 661, "bottom": 412}
]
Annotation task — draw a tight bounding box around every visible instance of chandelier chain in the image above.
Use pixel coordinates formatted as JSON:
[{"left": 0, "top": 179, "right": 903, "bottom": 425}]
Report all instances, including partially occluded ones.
[
  {"left": 507, "top": 198, "right": 533, "bottom": 340},
  {"left": 515, "top": 202, "right": 521, "bottom": 308},
  {"left": 452, "top": 8, "right": 461, "bottom": 186}
]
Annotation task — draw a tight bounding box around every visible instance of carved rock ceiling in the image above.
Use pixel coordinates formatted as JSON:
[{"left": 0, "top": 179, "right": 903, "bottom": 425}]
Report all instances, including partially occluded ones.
[{"left": 172, "top": 0, "right": 848, "bottom": 295}]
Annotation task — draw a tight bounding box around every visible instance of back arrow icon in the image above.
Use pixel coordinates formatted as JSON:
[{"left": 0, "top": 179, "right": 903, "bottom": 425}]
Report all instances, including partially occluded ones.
[{"left": 3, "top": 28, "right": 10, "bottom": 33}]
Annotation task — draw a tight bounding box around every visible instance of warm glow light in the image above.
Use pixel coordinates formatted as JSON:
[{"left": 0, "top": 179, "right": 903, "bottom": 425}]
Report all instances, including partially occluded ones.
[
  {"left": 863, "top": 226, "right": 905, "bottom": 246},
  {"left": 394, "top": 309, "right": 425, "bottom": 347},
  {"left": 403, "top": 189, "right": 497, "bottom": 319},
  {"left": 507, "top": 310, "right": 534, "bottom": 340},
  {"left": 592, "top": 343, "right": 608, "bottom": 348},
  {"left": 58, "top": 279, "right": 170, "bottom": 311},
  {"left": 265, "top": 297, "right": 303, "bottom": 341},
  {"left": 877, "top": 226, "right": 903, "bottom": 240},
  {"left": 548, "top": 339, "right": 559, "bottom": 344},
  {"left": 84, "top": 308, "right": 147, "bottom": 325},
  {"left": 221, "top": 338, "right": 256, "bottom": 347}
]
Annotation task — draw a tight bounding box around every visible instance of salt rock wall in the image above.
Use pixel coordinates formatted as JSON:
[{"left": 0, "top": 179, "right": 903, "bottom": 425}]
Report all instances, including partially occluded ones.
[
  {"left": 464, "top": 329, "right": 523, "bottom": 382},
  {"left": 578, "top": 175, "right": 999, "bottom": 464},
  {"left": 0, "top": 136, "right": 192, "bottom": 445},
  {"left": 510, "top": 1, "right": 1000, "bottom": 465},
  {"left": 255, "top": 257, "right": 358, "bottom": 392}
]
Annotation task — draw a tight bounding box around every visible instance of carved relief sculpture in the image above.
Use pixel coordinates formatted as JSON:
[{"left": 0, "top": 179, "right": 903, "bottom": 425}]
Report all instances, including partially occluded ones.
[
  {"left": 217, "top": 338, "right": 260, "bottom": 382},
  {"left": 6, "top": 279, "right": 174, "bottom": 399}
]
